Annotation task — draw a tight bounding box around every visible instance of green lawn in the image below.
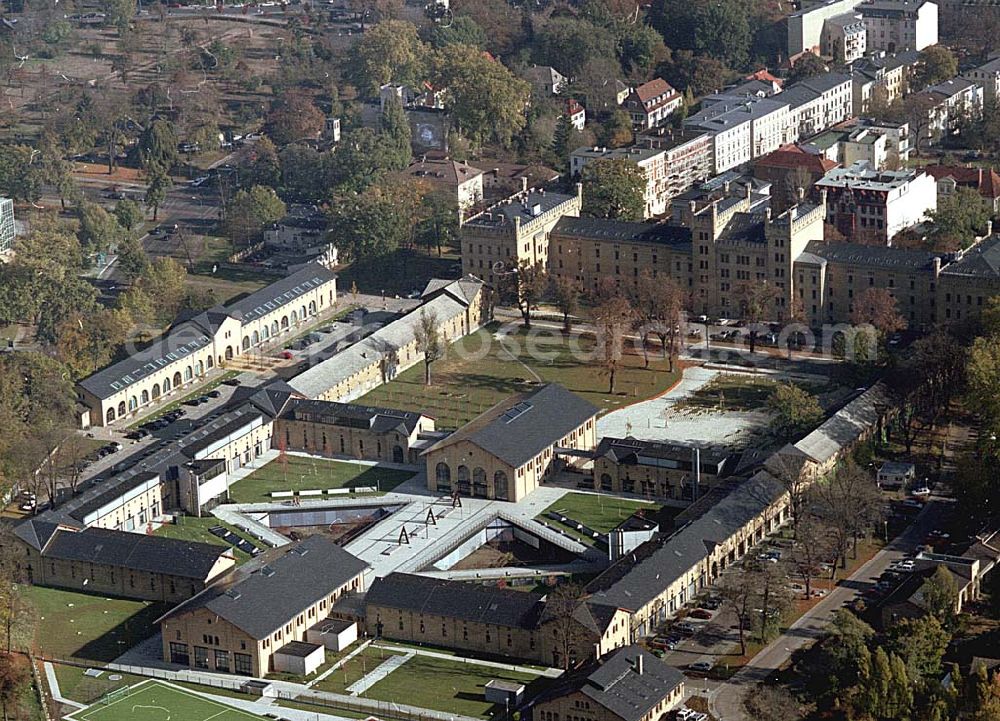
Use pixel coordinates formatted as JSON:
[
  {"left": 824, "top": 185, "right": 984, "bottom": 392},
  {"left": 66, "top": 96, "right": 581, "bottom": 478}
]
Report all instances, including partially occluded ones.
[
  {"left": 229, "top": 455, "right": 415, "bottom": 503},
  {"left": 313, "top": 647, "right": 405, "bottom": 695},
  {"left": 21, "top": 586, "right": 169, "bottom": 662},
  {"left": 66, "top": 680, "right": 265, "bottom": 721},
  {"left": 359, "top": 326, "right": 683, "bottom": 429},
  {"left": 52, "top": 665, "right": 145, "bottom": 705},
  {"left": 540, "top": 492, "right": 659, "bottom": 534},
  {"left": 152, "top": 516, "right": 259, "bottom": 564},
  {"left": 361, "top": 654, "right": 546, "bottom": 718}
]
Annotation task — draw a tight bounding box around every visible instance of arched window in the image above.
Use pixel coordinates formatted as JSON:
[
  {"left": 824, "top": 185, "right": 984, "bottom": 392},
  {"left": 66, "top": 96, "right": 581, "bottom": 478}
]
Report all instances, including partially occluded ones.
[
  {"left": 163, "top": 377, "right": 172, "bottom": 392},
  {"left": 173, "top": 372, "right": 182, "bottom": 387},
  {"left": 457, "top": 465, "right": 471, "bottom": 495},
  {"left": 308, "top": 300, "right": 317, "bottom": 314},
  {"left": 106, "top": 408, "right": 116, "bottom": 423},
  {"left": 435, "top": 462, "right": 451, "bottom": 491},
  {"left": 262, "top": 326, "right": 270, "bottom": 340},
  {"left": 151, "top": 384, "right": 161, "bottom": 400},
  {"left": 272, "top": 320, "right": 280, "bottom": 335},
  {"left": 118, "top": 401, "right": 126, "bottom": 416},
  {"left": 600, "top": 473, "right": 613, "bottom": 491},
  {"left": 252, "top": 331, "right": 259, "bottom": 345},
  {"left": 196, "top": 360, "right": 204, "bottom": 376},
  {"left": 300, "top": 305, "right": 306, "bottom": 319},
  {"left": 140, "top": 389, "right": 149, "bottom": 404},
  {"left": 494, "top": 471, "right": 509, "bottom": 501},
  {"left": 128, "top": 396, "right": 138, "bottom": 411},
  {"left": 224, "top": 346, "right": 233, "bottom": 360},
  {"left": 242, "top": 336, "right": 251, "bottom": 351},
  {"left": 281, "top": 316, "right": 289, "bottom": 329},
  {"left": 207, "top": 356, "right": 214, "bottom": 369},
  {"left": 291, "top": 310, "right": 298, "bottom": 324},
  {"left": 392, "top": 445, "right": 404, "bottom": 464},
  {"left": 184, "top": 366, "right": 193, "bottom": 380}
]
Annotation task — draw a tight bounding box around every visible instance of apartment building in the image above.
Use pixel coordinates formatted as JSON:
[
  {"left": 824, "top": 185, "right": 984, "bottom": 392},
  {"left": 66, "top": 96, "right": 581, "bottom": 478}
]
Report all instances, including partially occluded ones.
[
  {"left": 822, "top": 12, "right": 868, "bottom": 62},
  {"left": 914, "top": 78, "right": 984, "bottom": 141},
  {"left": 364, "top": 573, "right": 632, "bottom": 668},
  {"left": 460, "top": 187, "right": 582, "bottom": 286},
  {"left": 964, "top": 56, "right": 1000, "bottom": 104},
  {"left": 160, "top": 535, "right": 368, "bottom": 678},
  {"left": 0, "top": 197, "right": 13, "bottom": 254},
  {"left": 851, "top": 51, "right": 919, "bottom": 114},
  {"left": 622, "top": 78, "right": 683, "bottom": 131},
  {"left": 860, "top": 0, "right": 938, "bottom": 52},
  {"left": 685, "top": 97, "right": 792, "bottom": 174},
  {"left": 783, "top": 73, "right": 855, "bottom": 138},
  {"left": 815, "top": 161, "right": 936, "bottom": 242},
  {"left": 571, "top": 145, "right": 672, "bottom": 218},
  {"left": 406, "top": 158, "right": 484, "bottom": 212},
  {"left": 788, "top": 0, "right": 865, "bottom": 56},
  {"left": 924, "top": 165, "right": 1000, "bottom": 212},
  {"left": 936, "top": 235, "right": 1000, "bottom": 325},
  {"left": 805, "top": 119, "right": 911, "bottom": 170},
  {"left": 637, "top": 128, "right": 714, "bottom": 205},
  {"left": 423, "top": 383, "right": 598, "bottom": 502}
]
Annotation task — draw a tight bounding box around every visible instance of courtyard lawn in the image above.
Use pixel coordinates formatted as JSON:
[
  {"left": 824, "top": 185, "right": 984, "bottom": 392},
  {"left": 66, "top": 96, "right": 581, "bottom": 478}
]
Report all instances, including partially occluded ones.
[
  {"left": 65, "top": 680, "right": 266, "bottom": 721},
  {"left": 313, "top": 647, "right": 405, "bottom": 695},
  {"left": 152, "top": 516, "right": 259, "bottom": 564},
  {"left": 540, "top": 492, "right": 659, "bottom": 534},
  {"left": 361, "top": 654, "right": 546, "bottom": 718},
  {"left": 21, "top": 586, "right": 169, "bottom": 662},
  {"left": 228, "top": 456, "right": 415, "bottom": 503},
  {"left": 358, "top": 326, "right": 682, "bottom": 429}
]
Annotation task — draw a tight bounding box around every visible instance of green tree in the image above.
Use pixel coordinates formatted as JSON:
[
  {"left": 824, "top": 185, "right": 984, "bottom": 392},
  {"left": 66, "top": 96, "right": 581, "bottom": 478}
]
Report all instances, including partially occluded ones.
[
  {"left": 887, "top": 615, "right": 950, "bottom": 679},
  {"left": 425, "top": 15, "right": 487, "bottom": 49},
  {"left": 652, "top": 0, "right": 751, "bottom": 71},
  {"left": 76, "top": 201, "right": 125, "bottom": 253},
  {"left": 552, "top": 275, "right": 580, "bottom": 333},
  {"left": 114, "top": 199, "right": 145, "bottom": 233},
  {"left": 117, "top": 235, "right": 150, "bottom": 281},
  {"left": 923, "top": 565, "right": 960, "bottom": 630},
  {"left": 226, "top": 185, "right": 287, "bottom": 247},
  {"left": 787, "top": 53, "right": 828, "bottom": 84},
  {"left": 618, "top": 24, "right": 669, "bottom": 76},
  {"left": 929, "top": 186, "right": 993, "bottom": 250},
  {"left": 0, "top": 144, "right": 43, "bottom": 203},
  {"left": 581, "top": 158, "right": 646, "bottom": 221},
  {"left": 327, "top": 178, "right": 423, "bottom": 260},
  {"left": 596, "top": 109, "right": 633, "bottom": 149},
  {"left": 432, "top": 43, "right": 532, "bottom": 148},
  {"left": 144, "top": 166, "right": 172, "bottom": 222},
  {"left": 499, "top": 260, "right": 547, "bottom": 329},
  {"left": 768, "top": 383, "right": 823, "bottom": 440},
  {"left": 533, "top": 17, "right": 618, "bottom": 79},
  {"left": 380, "top": 99, "right": 412, "bottom": 171},
  {"left": 103, "top": 0, "right": 136, "bottom": 34},
  {"left": 551, "top": 114, "right": 574, "bottom": 171},
  {"left": 352, "top": 19, "right": 429, "bottom": 97},
  {"left": 734, "top": 279, "right": 781, "bottom": 353},
  {"left": 247, "top": 136, "right": 282, "bottom": 189},
  {"left": 137, "top": 118, "right": 179, "bottom": 173},
  {"left": 915, "top": 45, "right": 959, "bottom": 90},
  {"left": 413, "top": 308, "right": 442, "bottom": 385}
]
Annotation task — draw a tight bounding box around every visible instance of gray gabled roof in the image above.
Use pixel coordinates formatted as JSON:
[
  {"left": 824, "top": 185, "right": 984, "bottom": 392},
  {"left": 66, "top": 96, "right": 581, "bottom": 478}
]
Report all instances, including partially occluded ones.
[
  {"left": 226, "top": 264, "right": 337, "bottom": 324},
  {"left": 365, "top": 573, "right": 547, "bottom": 630},
  {"left": 13, "top": 519, "right": 63, "bottom": 551},
  {"left": 160, "top": 535, "right": 368, "bottom": 640},
  {"left": 282, "top": 399, "right": 426, "bottom": 435},
  {"left": 793, "top": 383, "right": 890, "bottom": 464},
  {"left": 42, "top": 527, "right": 230, "bottom": 580},
  {"left": 939, "top": 235, "right": 1000, "bottom": 279},
  {"left": 425, "top": 384, "right": 599, "bottom": 468},
  {"left": 536, "top": 646, "right": 684, "bottom": 721}
]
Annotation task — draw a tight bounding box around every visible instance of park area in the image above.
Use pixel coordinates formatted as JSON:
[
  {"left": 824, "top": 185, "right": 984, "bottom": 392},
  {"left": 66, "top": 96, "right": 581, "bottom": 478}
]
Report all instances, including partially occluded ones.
[
  {"left": 358, "top": 326, "right": 682, "bottom": 429},
  {"left": 65, "top": 681, "right": 265, "bottom": 721},
  {"left": 228, "top": 455, "right": 415, "bottom": 503},
  {"left": 21, "top": 586, "right": 169, "bottom": 663},
  {"left": 152, "top": 516, "right": 261, "bottom": 564}
]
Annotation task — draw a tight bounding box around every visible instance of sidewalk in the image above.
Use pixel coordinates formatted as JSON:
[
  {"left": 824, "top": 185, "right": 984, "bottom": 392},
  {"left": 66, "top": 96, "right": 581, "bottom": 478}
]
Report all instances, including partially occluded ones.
[{"left": 373, "top": 642, "right": 563, "bottom": 678}]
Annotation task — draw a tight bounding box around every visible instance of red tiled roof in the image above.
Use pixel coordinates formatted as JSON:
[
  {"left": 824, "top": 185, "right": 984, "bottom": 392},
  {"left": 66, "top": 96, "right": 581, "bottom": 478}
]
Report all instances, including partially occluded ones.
[
  {"left": 755, "top": 144, "right": 838, "bottom": 174},
  {"left": 922, "top": 165, "right": 1000, "bottom": 199},
  {"left": 566, "top": 98, "right": 585, "bottom": 116},
  {"left": 745, "top": 69, "right": 784, "bottom": 87},
  {"left": 633, "top": 78, "right": 676, "bottom": 103}
]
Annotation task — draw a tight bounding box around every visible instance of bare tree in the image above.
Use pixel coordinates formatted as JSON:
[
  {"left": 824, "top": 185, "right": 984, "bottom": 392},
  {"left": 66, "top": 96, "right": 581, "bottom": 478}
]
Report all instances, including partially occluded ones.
[
  {"left": 851, "top": 287, "right": 907, "bottom": 339},
  {"left": 500, "top": 260, "right": 547, "bottom": 329},
  {"left": 765, "top": 452, "right": 811, "bottom": 540},
  {"left": 718, "top": 569, "right": 758, "bottom": 656},
  {"left": 735, "top": 281, "right": 781, "bottom": 354},
  {"left": 754, "top": 560, "right": 792, "bottom": 644},
  {"left": 814, "top": 460, "right": 879, "bottom": 577},
  {"left": 551, "top": 276, "right": 580, "bottom": 333},
  {"left": 543, "top": 583, "right": 589, "bottom": 670},
  {"left": 789, "top": 513, "right": 830, "bottom": 601},
  {"left": 0, "top": 525, "right": 34, "bottom": 654},
  {"left": 594, "top": 288, "right": 634, "bottom": 394},
  {"left": 414, "top": 309, "right": 442, "bottom": 386},
  {"left": 633, "top": 271, "right": 684, "bottom": 370}
]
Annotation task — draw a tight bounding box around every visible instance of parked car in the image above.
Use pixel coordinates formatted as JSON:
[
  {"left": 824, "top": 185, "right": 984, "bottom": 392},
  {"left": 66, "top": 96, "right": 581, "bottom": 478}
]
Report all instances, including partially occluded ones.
[
  {"left": 221, "top": 378, "right": 242, "bottom": 387},
  {"left": 911, "top": 486, "right": 931, "bottom": 497},
  {"left": 207, "top": 389, "right": 222, "bottom": 398},
  {"left": 700, "top": 596, "right": 722, "bottom": 610},
  {"left": 689, "top": 608, "right": 713, "bottom": 620},
  {"left": 688, "top": 660, "right": 713, "bottom": 672}
]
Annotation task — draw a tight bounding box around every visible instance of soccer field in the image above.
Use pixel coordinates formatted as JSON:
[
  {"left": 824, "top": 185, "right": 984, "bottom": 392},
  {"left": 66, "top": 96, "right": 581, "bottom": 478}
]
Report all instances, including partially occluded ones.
[{"left": 67, "top": 681, "right": 265, "bottom": 721}]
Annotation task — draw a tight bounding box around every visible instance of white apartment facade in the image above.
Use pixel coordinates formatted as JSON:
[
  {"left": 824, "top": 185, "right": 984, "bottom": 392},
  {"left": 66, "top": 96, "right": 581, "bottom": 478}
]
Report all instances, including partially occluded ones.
[
  {"left": 571, "top": 145, "right": 672, "bottom": 217},
  {"left": 860, "top": 0, "right": 938, "bottom": 52}
]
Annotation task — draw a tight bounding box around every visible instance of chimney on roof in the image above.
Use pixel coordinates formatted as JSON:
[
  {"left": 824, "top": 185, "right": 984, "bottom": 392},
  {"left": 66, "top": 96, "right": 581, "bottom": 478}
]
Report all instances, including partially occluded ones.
[
  {"left": 634, "top": 654, "right": 644, "bottom": 675},
  {"left": 521, "top": 176, "right": 529, "bottom": 193},
  {"left": 979, "top": 167, "right": 984, "bottom": 188}
]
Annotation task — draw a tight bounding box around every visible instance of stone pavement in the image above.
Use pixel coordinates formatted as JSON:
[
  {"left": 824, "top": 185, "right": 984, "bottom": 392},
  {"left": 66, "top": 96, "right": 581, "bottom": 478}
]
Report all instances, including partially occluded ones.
[{"left": 346, "top": 652, "right": 414, "bottom": 695}]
